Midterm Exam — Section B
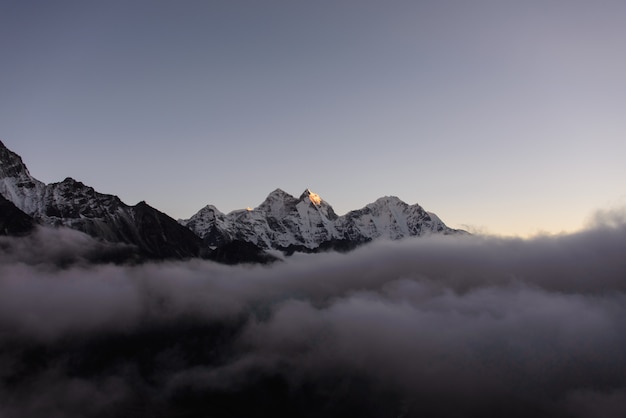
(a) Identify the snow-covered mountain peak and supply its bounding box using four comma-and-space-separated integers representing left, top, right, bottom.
182, 204, 224, 227
0, 140, 37, 180
371, 195, 405, 206
197, 204, 224, 215
56, 177, 88, 189
296, 188, 338, 221
178, 203, 229, 245
0, 141, 47, 215
256, 188, 299, 217
268, 188, 290, 196
299, 188, 323, 206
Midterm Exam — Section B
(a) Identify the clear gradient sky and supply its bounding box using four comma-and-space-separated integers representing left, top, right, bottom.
1, 0, 625, 236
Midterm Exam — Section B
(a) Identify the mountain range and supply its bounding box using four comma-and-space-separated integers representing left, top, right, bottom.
0, 140, 464, 262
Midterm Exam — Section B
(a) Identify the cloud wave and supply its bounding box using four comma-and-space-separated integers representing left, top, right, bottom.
1, 212, 625, 417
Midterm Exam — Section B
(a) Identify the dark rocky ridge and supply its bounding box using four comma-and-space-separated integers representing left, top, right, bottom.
0, 194, 35, 235
0, 141, 203, 260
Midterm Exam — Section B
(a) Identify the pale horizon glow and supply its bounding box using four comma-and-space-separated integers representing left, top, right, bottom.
1, 1, 625, 237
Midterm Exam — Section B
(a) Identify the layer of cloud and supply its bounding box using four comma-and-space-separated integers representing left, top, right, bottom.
0, 212, 625, 417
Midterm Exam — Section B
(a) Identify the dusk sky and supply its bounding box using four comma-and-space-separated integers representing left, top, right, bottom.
1, 0, 625, 236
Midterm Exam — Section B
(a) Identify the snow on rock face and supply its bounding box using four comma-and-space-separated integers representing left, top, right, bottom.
335, 196, 449, 241
183, 190, 463, 250
256, 188, 299, 218
179, 205, 230, 246
293, 189, 339, 245
0, 140, 47, 215
41, 178, 124, 222
0, 141, 202, 259
0, 142, 125, 227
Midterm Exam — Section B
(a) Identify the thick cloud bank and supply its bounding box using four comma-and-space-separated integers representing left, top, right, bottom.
1, 213, 626, 417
